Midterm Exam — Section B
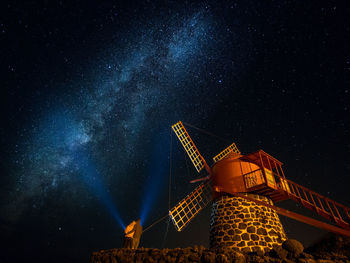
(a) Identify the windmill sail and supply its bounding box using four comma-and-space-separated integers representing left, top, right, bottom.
213, 142, 240, 163
169, 181, 212, 231
171, 121, 207, 173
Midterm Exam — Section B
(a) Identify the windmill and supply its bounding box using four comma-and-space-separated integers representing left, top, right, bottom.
169, 121, 350, 253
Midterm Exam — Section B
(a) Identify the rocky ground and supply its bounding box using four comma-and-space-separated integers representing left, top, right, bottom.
90, 234, 350, 262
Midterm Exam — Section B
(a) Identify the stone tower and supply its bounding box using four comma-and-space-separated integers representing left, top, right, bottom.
210, 193, 287, 253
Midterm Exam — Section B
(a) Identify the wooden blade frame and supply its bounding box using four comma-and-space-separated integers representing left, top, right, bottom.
172, 121, 206, 173
213, 142, 240, 163
169, 181, 212, 231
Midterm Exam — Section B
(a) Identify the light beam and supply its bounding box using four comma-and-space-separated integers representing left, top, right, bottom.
140, 132, 169, 226
73, 148, 125, 229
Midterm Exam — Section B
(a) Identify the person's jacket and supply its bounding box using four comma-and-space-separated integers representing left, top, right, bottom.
124, 221, 136, 238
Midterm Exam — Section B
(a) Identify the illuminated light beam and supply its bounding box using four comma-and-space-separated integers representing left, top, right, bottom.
73, 148, 125, 229
140, 132, 169, 226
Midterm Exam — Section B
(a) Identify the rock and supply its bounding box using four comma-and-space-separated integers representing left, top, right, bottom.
257, 228, 267, 235
247, 254, 266, 263
216, 253, 229, 263
253, 248, 265, 257
269, 245, 288, 259
242, 233, 249, 240
231, 252, 246, 263
282, 239, 304, 257
201, 252, 216, 263
305, 233, 350, 258
246, 226, 256, 233
251, 234, 259, 241
299, 252, 314, 259
297, 259, 316, 263
232, 235, 241, 241
90, 235, 350, 263
238, 223, 247, 229
188, 253, 200, 261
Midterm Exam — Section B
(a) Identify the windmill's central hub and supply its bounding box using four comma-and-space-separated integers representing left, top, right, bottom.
210, 194, 287, 253
212, 152, 261, 197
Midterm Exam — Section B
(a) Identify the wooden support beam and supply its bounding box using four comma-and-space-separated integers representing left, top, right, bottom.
232, 192, 350, 238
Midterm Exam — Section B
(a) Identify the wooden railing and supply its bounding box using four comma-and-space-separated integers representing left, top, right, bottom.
276, 176, 350, 230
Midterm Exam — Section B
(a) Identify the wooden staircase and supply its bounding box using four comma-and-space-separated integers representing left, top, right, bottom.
279, 178, 350, 230
242, 150, 350, 231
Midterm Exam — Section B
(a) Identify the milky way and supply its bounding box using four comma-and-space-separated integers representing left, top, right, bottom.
2, 2, 349, 262
5, 9, 226, 224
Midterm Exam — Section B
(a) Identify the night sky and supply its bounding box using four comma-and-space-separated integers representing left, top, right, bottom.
1, 1, 349, 262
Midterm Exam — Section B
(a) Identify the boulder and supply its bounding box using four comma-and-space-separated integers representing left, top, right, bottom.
269, 245, 288, 259
282, 239, 304, 257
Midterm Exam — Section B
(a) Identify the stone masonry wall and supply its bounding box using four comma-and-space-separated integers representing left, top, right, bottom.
210, 193, 287, 253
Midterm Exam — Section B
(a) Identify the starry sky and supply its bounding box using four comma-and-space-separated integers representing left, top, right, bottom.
1, 1, 349, 262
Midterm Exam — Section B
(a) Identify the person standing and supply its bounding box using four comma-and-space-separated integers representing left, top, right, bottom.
132, 219, 143, 249
123, 220, 136, 248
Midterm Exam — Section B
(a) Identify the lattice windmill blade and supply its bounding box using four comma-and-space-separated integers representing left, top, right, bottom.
171, 121, 208, 173
169, 180, 212, 231
212, 142, 240, 163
